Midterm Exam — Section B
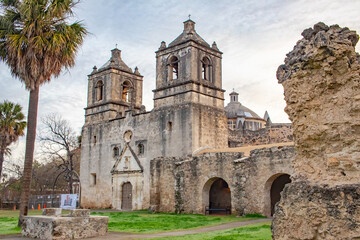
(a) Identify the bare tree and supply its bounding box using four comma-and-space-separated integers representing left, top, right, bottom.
39, 114, 80, 194
0, 159, 23, 208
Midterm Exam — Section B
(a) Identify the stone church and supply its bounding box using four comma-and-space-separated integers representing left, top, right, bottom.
80, 19, 293, 217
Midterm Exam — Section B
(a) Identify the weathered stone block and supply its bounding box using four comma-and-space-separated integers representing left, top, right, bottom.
68, 209, 90, 217
272, 182, 360, 240
42, 208, 62, 216
22, 212, 108, 239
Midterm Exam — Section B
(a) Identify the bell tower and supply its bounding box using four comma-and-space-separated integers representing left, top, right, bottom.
85, 48, 143, 123
154, 19, 225, 109
152, 19, 228, 156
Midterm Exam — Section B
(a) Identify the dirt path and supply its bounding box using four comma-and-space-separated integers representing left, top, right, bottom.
0, 218, 271, 240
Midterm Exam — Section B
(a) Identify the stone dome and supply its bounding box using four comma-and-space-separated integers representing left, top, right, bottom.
225, 91, 263, 120
225, 91, 266, 131
225, 101, 263, 120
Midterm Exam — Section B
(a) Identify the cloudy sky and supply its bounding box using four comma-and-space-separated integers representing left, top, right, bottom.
1, 0, 360, 163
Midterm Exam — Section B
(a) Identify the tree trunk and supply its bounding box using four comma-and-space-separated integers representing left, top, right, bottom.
0, 147, 5, 181
18, 86, 39, 226
69, 153, 73, 194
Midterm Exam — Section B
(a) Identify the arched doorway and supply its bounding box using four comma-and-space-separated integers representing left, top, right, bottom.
264, 174, 291, 217
203, 178, 231, 214
121, 182, 132, 210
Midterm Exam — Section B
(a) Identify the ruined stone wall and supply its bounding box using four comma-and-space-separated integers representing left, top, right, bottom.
228, 124, 293, 147
273, 23, 360, 239
276, 22, 360, 184
150, 146, 294, 216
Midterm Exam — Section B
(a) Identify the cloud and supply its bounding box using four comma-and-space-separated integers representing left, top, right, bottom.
1, 0, 360, 162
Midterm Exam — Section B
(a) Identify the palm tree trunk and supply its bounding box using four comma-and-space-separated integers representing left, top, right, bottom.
69, 153, 73, 194
0, 147, 5, 181
18, 86, 39, 226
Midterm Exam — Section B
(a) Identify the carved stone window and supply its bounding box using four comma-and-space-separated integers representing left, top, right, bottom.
167, 121, 173, 131
113, 147, 120, 157
168, 56, 179, 81
138, 143, 144, 155
123, 130, 133, 143
95, 80, 104, 101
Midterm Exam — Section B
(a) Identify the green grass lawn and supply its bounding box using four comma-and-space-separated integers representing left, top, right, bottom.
0, 209, 69, 235
0, 209, 268, 237
0, 210, 43, 235
154, 221, 272, 240
91, 211, 265, 233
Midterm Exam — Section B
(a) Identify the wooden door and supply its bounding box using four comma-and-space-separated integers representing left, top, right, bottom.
121, 182, 132, 210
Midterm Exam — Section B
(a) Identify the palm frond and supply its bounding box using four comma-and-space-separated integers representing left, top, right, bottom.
0, 0, 87, 90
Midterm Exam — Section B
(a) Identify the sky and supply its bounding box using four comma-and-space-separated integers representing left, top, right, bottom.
1, 0, 360, 165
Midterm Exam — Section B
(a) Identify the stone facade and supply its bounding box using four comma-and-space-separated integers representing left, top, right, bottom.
273, 23, 360, 239
80, 19, 294, 215
80, 19, 229, 210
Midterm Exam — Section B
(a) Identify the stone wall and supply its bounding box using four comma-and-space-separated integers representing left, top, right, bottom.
150, 146, 294, 216
229, 123, 293, 147
22, 209, 108, 240
273, 22, 360, 239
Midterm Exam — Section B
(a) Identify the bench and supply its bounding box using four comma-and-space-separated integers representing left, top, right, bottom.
205, 206, 231, 215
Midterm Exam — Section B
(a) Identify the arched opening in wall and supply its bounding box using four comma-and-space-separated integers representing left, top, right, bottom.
201, 57, 212, 81
168, 56, 179, 80
122, 81, 131, 102
121, 182, 132, 210
202, 177, 231, 215
264, 173, 291, 217
95, 80, 104, 101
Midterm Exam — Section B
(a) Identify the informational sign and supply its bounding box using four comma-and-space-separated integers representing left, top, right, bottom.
60, 194, 77, 209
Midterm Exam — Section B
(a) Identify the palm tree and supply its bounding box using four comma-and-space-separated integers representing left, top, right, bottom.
0, 101, 26, 181
0, 0, 87, 225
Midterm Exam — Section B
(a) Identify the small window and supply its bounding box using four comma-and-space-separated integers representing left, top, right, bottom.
90, 173, 97, 186
227, 120, 236, 130
95, 80, 104, 101
167, 121, 173, 131
122, 81, 131, 102
201, 57, 212, 81
93, 136, 97, 145
168, 56, 179, 81
138, 144, 144, 155
113, 147, 119, 157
